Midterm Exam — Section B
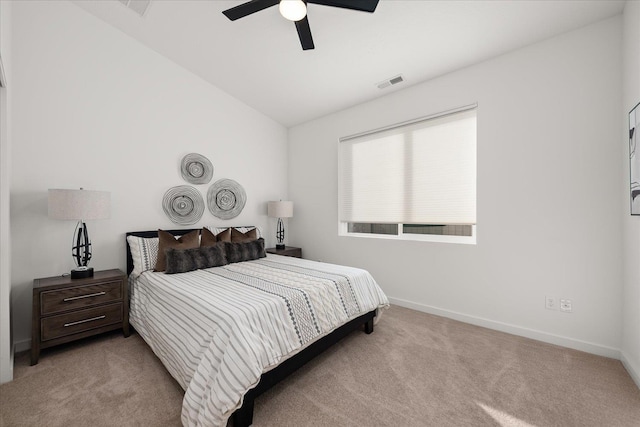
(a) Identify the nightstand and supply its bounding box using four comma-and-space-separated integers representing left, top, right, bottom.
266, 246, 302, 258
31, 269, 129, 365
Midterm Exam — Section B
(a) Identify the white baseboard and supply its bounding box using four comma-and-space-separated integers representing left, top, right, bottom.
621, 351, 640, 390
13, 339, 30, 354
388, 297, 621, 359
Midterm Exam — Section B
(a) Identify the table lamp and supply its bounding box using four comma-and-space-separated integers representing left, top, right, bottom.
48, 188, 110, 279
267, 201, 293, 250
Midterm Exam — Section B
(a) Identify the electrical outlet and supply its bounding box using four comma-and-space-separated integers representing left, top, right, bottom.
545, 296, 558, 310
560, 299, 572, 313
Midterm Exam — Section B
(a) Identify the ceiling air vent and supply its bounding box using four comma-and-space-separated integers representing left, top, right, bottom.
377, 75, 404, 90
117, 0, 152, 17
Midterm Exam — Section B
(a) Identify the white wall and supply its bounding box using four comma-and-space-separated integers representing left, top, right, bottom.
10, 0, 288, 350
0, 0, 13, 384
289, 17, 623, 357
621, 0, 640, 387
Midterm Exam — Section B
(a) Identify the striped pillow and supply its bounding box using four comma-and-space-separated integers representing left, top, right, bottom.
127, 235, 159, 278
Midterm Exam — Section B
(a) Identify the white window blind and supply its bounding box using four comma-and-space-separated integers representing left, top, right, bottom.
339, 107, 476, 225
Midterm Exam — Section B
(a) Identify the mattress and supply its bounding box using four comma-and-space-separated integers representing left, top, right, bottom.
128, 253, 389, 426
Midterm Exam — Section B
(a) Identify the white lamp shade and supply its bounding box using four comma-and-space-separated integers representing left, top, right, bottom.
48, 189, 111, 220
268, 201, 293, 218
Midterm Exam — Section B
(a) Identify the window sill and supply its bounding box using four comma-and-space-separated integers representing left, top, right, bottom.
338, 231, 476, 245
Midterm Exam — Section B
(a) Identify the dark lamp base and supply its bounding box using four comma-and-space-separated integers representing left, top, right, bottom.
71, 267, 94, 280
276, 244, 286, 250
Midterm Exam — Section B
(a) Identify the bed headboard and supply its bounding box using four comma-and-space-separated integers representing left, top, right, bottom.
125, 229, 199, 276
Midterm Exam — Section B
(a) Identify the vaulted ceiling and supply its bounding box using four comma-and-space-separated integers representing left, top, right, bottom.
72, 0, 625, 127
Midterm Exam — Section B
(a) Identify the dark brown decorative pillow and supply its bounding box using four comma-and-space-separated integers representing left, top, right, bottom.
164, 244, 228, 274
154, 229, 200, 272
201, 227, 218, 247
231, 227, 258, 242
215, 227, 232, 242
224, 238, 266, 264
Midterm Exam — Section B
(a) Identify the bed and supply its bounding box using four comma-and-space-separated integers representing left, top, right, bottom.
125, 228, 389, 427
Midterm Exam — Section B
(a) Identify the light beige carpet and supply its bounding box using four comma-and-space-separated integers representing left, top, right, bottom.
1, 305, 639, 426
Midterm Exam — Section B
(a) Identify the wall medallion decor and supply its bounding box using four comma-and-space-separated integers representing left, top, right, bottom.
162, 185, 205, 225
181, 153, 213, 185
207, 179, 246, 220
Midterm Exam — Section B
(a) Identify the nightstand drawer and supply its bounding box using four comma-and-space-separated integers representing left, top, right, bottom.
41, 281, 123, 315
41, 302, 123, 341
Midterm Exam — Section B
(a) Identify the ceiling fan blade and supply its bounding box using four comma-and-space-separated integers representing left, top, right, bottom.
307, 0, 379, 13
222, 0, 279, 21
295, 17, 315, 50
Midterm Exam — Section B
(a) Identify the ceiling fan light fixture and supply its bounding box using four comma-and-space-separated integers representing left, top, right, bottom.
279, 0, 307, 22
222, 0, 379, 51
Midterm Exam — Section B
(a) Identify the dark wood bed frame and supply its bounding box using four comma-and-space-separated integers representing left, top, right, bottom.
125, 229, 377, 427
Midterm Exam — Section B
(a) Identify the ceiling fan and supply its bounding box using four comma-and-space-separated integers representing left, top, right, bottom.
222, 0, 380, 50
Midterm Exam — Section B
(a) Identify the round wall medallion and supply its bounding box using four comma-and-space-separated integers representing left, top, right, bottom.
181, 153, 213, 185
207, 179, 246, 220
162, 185, 204, 225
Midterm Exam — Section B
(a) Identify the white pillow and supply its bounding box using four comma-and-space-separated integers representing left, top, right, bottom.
127, 235, 159, 278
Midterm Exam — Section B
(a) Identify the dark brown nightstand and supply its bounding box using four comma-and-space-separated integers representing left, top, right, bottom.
31, 269, 129, 365
266, 246, 302, 258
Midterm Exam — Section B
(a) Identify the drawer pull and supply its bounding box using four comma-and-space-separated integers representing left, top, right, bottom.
63, 315, 106, 327
63, 291, 106, 302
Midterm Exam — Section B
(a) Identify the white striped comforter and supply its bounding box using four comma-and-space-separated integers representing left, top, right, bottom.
129, 254, 389, 427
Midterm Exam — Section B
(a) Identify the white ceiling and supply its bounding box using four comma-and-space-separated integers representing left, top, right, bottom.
71, 0, 625, 127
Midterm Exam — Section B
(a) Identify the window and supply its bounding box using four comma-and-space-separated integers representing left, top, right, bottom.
338, 105, 477, 243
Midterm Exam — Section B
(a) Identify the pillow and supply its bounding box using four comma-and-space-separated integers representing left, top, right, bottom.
231, 227, 258, 242
155, 229, 200, 272
215, 227, 232, 242
205, 226, 261, 241
164, 244, 228, 274
234, 226, 260, 237
127, 235, 159, 278
225, 238, 266, 264
200, 227, 218, 247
